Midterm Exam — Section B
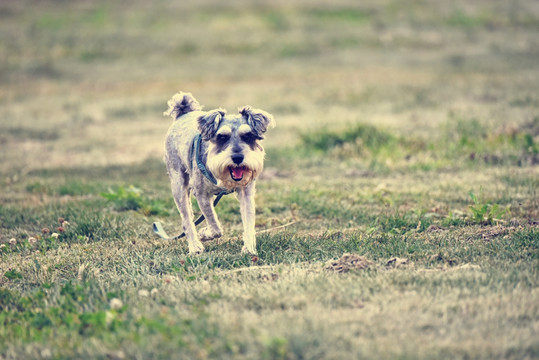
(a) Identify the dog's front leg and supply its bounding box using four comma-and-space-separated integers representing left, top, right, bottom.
238, 182, 257, 255
194, 188, 223, 242
169, 171, 204, 254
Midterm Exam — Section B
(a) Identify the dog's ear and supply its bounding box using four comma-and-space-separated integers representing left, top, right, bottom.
164, 92, 202, 120
198, 109, 226, 141
239, 106, 275, 137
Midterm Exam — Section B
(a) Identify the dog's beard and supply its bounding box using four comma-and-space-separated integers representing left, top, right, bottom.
207, 146, 265, 189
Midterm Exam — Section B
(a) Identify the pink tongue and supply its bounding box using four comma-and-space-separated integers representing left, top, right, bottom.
231, 167, 245, 179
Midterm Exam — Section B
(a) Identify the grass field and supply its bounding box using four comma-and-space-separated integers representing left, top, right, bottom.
1, 0, 538, 358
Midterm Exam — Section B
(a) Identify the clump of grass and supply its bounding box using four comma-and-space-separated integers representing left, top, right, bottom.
296, 116, 538, 171
2, 127, 60, 141
0, 213, 133, 255
101, 185, 143, 211
441, 114, 538, 166
25, 179, 101, 197
300, 124, 396, 157
447, 10, 485, 28
63, 211, 135, 243
1, 233, 63, 255
308, 8, 371, 24
443, 115, 487, 154
100, 185, 170, 216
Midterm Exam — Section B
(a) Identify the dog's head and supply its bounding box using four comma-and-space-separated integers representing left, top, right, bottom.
198, 106, 275, 189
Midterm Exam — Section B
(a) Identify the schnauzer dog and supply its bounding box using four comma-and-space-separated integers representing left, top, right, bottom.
161, 92, 275, 254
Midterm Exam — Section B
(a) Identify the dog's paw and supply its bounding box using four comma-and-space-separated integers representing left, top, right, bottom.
241, 245, 258, 255
199, 227, 222, 242
188, 241, 205, 255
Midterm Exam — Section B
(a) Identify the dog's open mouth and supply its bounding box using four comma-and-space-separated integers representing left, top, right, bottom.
229, 166, 246, 181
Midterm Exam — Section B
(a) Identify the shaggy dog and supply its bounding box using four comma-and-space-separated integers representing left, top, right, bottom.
159, 92, 275, 254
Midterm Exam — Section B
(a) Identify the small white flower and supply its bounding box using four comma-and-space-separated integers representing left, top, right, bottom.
9, 238, 16, 245
62, 221, 70, 227
0, 244, 6, 249
110, 298, 123, 310
28, 237, 37, 245
105, 310, 115, 325
150, 288, 158, 297
138, 289, 150, 297
41, 348, 52, 359
51, 233, 59, 239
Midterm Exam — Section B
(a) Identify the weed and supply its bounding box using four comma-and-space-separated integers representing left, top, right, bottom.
468, 190, 509, 225
3, 269, 22, 281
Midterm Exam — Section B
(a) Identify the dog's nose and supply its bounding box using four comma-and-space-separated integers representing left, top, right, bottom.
232, 154, 244, 164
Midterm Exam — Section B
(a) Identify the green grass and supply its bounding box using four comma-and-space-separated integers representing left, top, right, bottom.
1, 0, 538, 358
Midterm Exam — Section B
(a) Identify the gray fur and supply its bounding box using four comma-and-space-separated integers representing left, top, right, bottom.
162, 92, 275, 255
198, 108, 226, 141
163, 92, 202, 120
239, 106, 276, 137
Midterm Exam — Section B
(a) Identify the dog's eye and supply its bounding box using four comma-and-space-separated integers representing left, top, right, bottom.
215, 134, 230, 144
241, 132, 261, 144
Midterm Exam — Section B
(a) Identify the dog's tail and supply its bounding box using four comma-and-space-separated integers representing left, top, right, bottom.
163, 92, 203, 120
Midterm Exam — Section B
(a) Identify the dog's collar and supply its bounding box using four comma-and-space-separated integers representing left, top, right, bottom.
191, 133, 219, 185
190, 133, 249, 196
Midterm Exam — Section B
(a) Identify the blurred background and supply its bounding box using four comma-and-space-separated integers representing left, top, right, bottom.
1, 0, 538, 173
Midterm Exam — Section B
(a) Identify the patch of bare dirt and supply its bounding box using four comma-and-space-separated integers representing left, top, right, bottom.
326, 253, 373, 273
